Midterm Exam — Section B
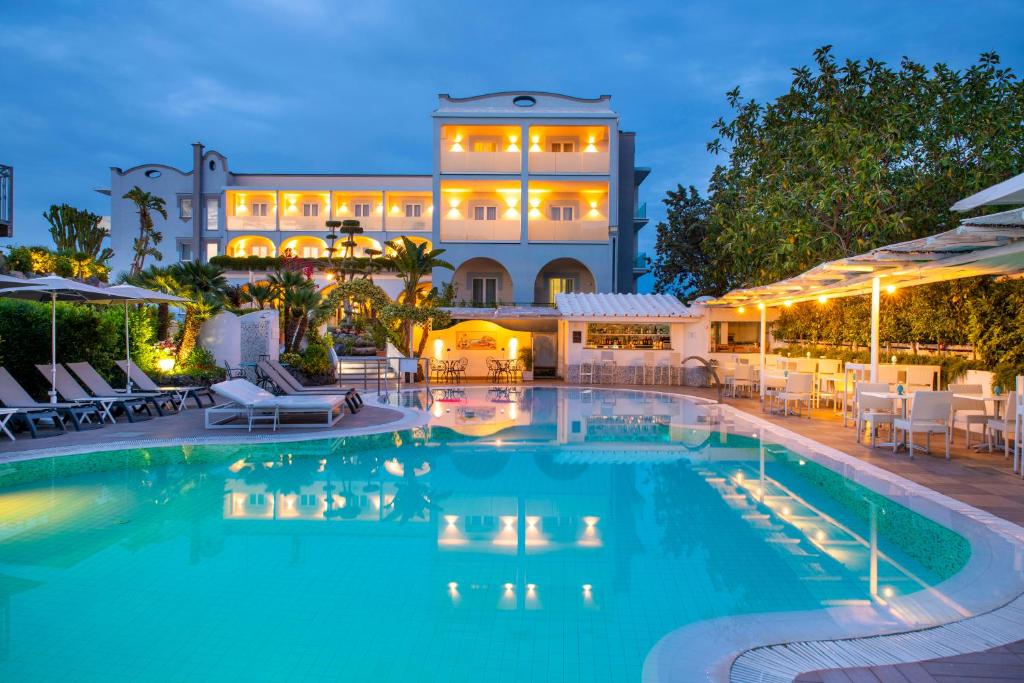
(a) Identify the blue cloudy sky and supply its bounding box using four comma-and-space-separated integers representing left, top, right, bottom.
2, 0, 1023, 289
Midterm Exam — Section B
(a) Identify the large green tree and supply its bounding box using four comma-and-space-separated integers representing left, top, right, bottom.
654, 48, 1024, 298
43, 204, 114, 265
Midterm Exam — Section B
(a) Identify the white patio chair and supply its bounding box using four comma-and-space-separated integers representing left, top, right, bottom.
949, 383, 988, 448
906, 366, 936, 392
578, 360, 594, 384
774, 372, 814, 418
893, 391, 952, 460
854, 382, 894, 447
733, 363, 756, 398
985, 390, 1017, 461
877, 365, 900, 387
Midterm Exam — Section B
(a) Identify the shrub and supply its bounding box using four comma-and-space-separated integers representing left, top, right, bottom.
169, 345, 226, 385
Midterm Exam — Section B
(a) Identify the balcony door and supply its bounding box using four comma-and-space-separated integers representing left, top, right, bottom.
471, 277, 498, 305
548, 277, 576, 304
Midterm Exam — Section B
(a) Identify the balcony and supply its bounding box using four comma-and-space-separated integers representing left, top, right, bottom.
385, 215, 431, 232
226, 215, 276, 231
440, 150, 520, 174
634, 252, 650, 273
529, 151, 609, 175
279, 215, 328, 231
528, 219, 608, 242
440, 219, 520, 242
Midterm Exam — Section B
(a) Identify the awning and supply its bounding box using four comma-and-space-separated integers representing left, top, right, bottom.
951, 171, 1024, 212
705, 215, 1024, 308
556, 292, 699, 319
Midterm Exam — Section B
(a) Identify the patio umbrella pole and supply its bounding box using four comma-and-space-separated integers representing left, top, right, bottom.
49, 291, 57, 403
124, 300, 133, 393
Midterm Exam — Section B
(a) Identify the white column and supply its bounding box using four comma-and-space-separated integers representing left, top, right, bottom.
759, 304, 767, 400
870, 276, 880, 382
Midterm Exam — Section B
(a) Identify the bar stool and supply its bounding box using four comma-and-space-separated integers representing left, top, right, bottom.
578, 361, 594, 384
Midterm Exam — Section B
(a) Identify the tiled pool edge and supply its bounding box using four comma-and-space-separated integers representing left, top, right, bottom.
0, 399, 430, 465
642, 394, 1024, 683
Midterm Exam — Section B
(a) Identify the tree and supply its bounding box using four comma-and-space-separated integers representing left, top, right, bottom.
651, 186, 722, 301
241, 282, 275, 310
657, 48, 1024, 294
124, 187, 167, 276
123, 264, 180, 341
165, 261, 230, 363
385, 236, 454, 353
43, 204, 114, 265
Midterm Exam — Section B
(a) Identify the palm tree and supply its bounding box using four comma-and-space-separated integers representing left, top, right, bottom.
387, 237, 454, 353
123, 187, 168, 276
123, 264, 180, 340
166, 261, 230, 363
241, 281, 275, 310
268, 269, 319, 353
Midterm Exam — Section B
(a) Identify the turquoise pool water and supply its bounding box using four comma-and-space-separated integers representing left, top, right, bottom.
0, 388, 969, 682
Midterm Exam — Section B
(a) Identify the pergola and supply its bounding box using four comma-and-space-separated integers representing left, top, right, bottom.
704, 207, 1024, 388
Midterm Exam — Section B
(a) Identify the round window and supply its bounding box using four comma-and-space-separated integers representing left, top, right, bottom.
512, 95, 537, 107
144, 169, 161, 178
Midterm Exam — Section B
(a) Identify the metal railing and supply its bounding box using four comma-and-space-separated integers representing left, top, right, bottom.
336, 356, 432, 397
634, 202, 647, 220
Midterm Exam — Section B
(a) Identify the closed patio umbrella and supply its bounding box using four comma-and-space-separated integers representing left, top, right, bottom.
0, 276, 132, 403
102, 284, 187, 392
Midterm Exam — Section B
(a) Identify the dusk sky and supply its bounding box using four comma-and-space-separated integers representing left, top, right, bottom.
2, 0, 1023, 289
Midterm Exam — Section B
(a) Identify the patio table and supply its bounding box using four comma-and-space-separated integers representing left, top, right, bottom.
0, 407, 17, 441
861, 391, 916, 450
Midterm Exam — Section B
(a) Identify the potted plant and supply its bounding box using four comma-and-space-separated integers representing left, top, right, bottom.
518, 347, 534, 381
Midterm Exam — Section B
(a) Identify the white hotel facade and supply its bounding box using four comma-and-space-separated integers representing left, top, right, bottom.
103, 92, 650, 305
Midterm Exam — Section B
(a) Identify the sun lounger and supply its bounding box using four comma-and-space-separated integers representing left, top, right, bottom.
36, 364, 155, 423
66, 362, 174, 415
115, 360, 214, 410
0, 367, 102, 432
206, 379, 346, 430
258, 360, 364, 413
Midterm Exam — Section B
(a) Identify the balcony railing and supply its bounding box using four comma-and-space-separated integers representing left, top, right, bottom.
527, 219, 608, 242
635, 202, 647, 220
227, 215, 276, 231
279, 215, 328, 231
440, 151, 520, 174
385, 215, 431, 232
528, 151, 609, 175
440, 219, 520, 242
634, 252, 650, 270
332, 215, 383, 231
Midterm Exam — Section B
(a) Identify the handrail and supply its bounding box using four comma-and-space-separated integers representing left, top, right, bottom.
681, 355, 724, 403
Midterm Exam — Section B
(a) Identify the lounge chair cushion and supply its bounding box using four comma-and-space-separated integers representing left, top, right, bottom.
211, 379, 345, 411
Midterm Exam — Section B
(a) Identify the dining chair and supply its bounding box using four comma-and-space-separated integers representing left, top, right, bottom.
985, 390, 1017, 460
855, 382, 894, 447
774, 372, 814, 417
893, 391, 953, 460
949, 383, 987, 447
457, 357, 469, 383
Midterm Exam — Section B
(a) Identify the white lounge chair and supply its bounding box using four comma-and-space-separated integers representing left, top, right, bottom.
206, 379, 346, 430
893, 391, 952, 460
258, 360, 364, 413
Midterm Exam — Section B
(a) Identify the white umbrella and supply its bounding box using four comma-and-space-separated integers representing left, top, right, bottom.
0, 274, 37, 288
103, 284, 187, 392
0, 276, 133, 403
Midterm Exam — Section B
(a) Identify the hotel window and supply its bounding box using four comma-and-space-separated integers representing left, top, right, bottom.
205, 197, 219, 227
471, 277, 498, 305
302, 202, 319, 217
248, 493, 266, 506
471, 138, 500, 152
251, 202, 269, 217
250, 244, 269, 258
550, 140, 576, 153
299, 494, 317, 508
354, 202, 372, 217
300, 246, 319, 258
404, 203, 422, 218
472, 205, 498, 221
179, 197, 192, 219
177, 241, 193, 262
205, 242, 219, 261
548, 277, 575, 303
550, 205, 575, 221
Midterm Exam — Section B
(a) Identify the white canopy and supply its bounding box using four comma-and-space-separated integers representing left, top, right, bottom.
951, 171, 1024, 212
556, 293, 698, 319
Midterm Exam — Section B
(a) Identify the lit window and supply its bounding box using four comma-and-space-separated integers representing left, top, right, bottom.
550, 205, 575, 221
550, 141, 576, 153
250, 245, 269, 258
205, 242, 219, 260
354, 202, 372, 217
302, 203, 319, 217
404, 203, 422, 218
248, 493, 266, 506
300, 246, 319, 258
472, 140, 499, 152
251, 202, 269, 217
179, 197, 192, 219
473, 206, 498, 221
548, 277, 575, 303
299, 494, 317, 507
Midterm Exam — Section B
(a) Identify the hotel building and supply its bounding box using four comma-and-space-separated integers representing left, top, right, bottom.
102, 92, 650, 304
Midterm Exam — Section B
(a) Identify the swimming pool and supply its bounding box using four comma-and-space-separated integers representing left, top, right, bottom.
0, 388, 1016, 681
